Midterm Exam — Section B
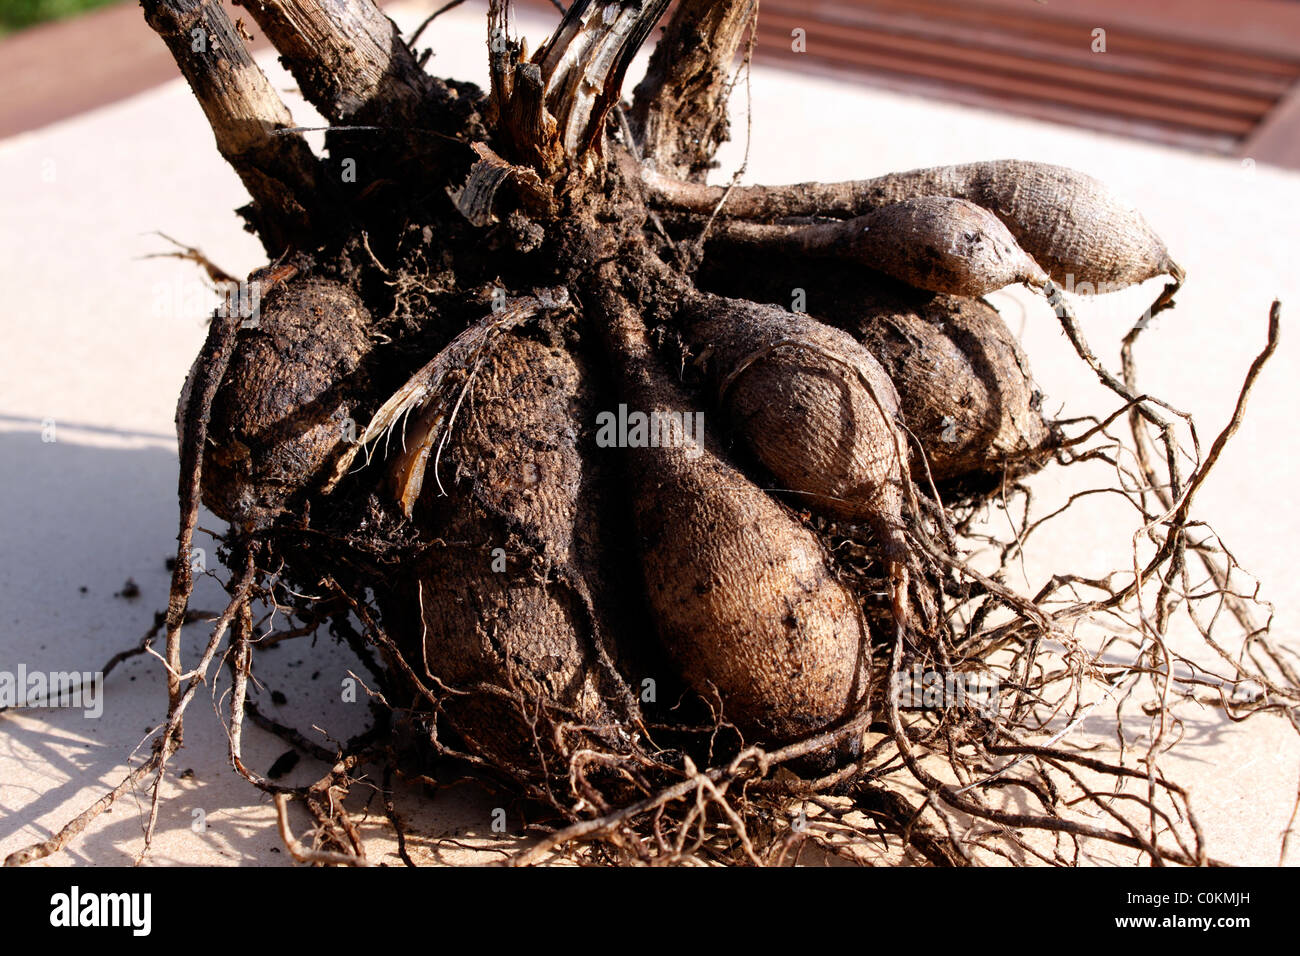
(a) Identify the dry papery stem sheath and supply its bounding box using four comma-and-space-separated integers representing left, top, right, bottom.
9, 0, 1294, 869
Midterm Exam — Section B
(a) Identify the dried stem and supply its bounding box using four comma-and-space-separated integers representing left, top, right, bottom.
140, 0, 325, 253
629, 0, 757, 180
239, 0, 431, 125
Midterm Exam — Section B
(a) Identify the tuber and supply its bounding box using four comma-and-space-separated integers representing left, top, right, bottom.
597, 290, 872, 744
705, 197, 1050, 297
378, 330, 637, 772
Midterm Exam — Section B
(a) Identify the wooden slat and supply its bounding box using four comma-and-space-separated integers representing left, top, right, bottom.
743, 0, 1300, 157
938, 0, 1300, 64
1244, 81, 1300, 166
759, 10, 1260, 137
762, 11, 1274, 119
839, 0, 1300, 73
784, 1, 1297, 98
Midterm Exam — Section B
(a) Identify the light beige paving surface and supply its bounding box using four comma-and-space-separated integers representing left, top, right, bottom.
1, 2, 1297, 866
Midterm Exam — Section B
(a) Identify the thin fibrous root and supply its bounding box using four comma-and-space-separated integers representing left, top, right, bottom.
274, 793, 369, 866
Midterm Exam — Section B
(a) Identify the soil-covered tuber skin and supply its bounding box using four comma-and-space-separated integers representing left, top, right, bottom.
830, 283, 1056, 490
689, 255, 1056, 493
856, 161, 1184, 291
378, 331, 646, 771
179, 274, 376, 531
706, 197, 1051, 298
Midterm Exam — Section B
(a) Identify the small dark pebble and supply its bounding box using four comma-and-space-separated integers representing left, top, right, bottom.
115, 578, 141, 600
311, 671, 320, 681
271, 690, 287, 706
267, 749, 300, 779
179, 768, 195, 780
165, 557, 177, 572
79, 586, 88, 594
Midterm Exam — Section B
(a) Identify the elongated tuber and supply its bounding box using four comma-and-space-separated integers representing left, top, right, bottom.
596, 289, 871, 744
705, 197, 1050, 297
677, 293, 909, 552
833, 285, 1056, 488
688, 258, 1055, 491
379, 331, 637, 772
644, 159, 1182, 291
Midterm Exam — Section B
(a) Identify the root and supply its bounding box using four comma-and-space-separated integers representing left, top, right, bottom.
141, 232, 238, 285
140, 550, 258, 861
166, 298, 246, 728
3, 761, 159, 867
509, 709, 875, 866
274, 792, 368, 866
10, 290, 255, 866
